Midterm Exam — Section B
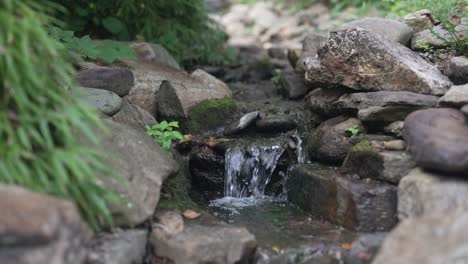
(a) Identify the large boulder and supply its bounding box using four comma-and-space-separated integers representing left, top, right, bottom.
305, 28, 451, 95
445, 56, 468, 85
75, 67, 134, 97
88, 120, 179, 226
111, 98, 157, 131
402, 108, 468, 174
398, 168, 468, 220
306, 116, 365, 164
86, 229, 147, 264
342, 17, 414, 45
373, 210, 468, 264
74, 87, 122, 117
158, 69, 233, 120
287, 164, 398, 232
438, 84, 468, 107
0, 185, 91, 264
151, 224, 257, 264
335, 91, 439, 123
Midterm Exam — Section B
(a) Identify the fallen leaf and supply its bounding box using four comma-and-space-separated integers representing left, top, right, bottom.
183, 209, 201, 219
341, 242, 352, 250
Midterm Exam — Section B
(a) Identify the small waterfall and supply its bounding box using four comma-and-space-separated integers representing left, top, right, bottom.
292, 134, 306, 164
224, 144, 285, 198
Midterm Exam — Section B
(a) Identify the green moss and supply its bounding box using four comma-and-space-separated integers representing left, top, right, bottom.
158, 170, 198, 211
183, 97, 237, 132
352, 140, 378, 153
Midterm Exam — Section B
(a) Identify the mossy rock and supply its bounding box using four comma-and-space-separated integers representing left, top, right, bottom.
182, 97, 237, 133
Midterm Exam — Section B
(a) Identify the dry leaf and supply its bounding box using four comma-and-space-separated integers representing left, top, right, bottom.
183, 209, 201, 219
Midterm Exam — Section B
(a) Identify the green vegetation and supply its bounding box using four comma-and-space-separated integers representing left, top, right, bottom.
345, 125, 361, 137
0, 0, 118, 230
352, 140, 377, 153
49, 0, 233, 66
146, 121, 184, 151
185, 98, 237, 132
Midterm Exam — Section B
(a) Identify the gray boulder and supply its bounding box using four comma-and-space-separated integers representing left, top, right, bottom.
76, 67, 134, 97
335, 91, 439, 123
86, 229, 147, 264
89, 120, 179, 226
0, 184, 91, 264
111, 98, 157, 131
438, 84, 468, 107
411, 25, 452, 50
402, 108, 468, 174
445, 56, 468, 85
398, 168, 468, 220
306, 116, 364, 164
151, 224, 257, 264
305, 28, 451, 95
75, 87, 122, 116
342, 17, 414, 45
373, 210, 468, 264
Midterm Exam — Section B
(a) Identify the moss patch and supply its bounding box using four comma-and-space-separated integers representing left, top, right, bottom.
183, 97, 237, 133
158, 170, 198, 211
352, 140, 378, 153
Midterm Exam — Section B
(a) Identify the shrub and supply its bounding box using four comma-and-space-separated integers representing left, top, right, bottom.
0, 0, 118, 230
49, 0, 232, 66
146, 121, 184, 151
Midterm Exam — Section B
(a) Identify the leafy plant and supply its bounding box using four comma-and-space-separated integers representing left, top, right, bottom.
146, 121, 184, 151
0, 0, 118, 230
48, 27, 135, 64
346, 125, 361, 137
271, 68, 283, 83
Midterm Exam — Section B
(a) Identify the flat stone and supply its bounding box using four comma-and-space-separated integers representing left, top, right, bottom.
287, 164, 398, 232
445, 56, 468, 85
279, 70, 311, 100
305, 87, 348, 117
342, 17, 414, 45
336, 91, 438, 123
151, 224, 257, 264
75, 87, 122, 116
342, 141, 416, 184
306, 116, 365, 164
398, 168, 468, 220
223, 111, 260, 136
0, 184, 91, 264
76, 67, 134, 97
111, 98, 157, 131
402, 108, 468, 174
306, 28, 451, 95
438, 84, 468, 107
86, 229, 147, 264
411, 25, 452, 50
373, 210, 468, 264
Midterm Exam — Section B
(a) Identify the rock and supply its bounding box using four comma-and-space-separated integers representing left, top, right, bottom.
151, 224, 257, 264
342, 140, 416, 184
342, 17, 414, 45
287, 164, 398, 232
182, 209, 201, 220
86, 229, 147, 264
0, 184, 91, 264
130, 42, 181, 70
87, 120, 179, 226
306, 116, 365, 164
183, 97, 237, 132
411, 25, 452, 50
438, 84, 468, 107
455, 19, 468, 39
279, 70, 311, 100
306, 28, 451, 95
189, 147, 225, 193
403, 9, 435, 31
336, 91, 439, 123
124, 60, 190, 116
402, 108, 468, 174
462, 104, 468, 117
305, 87, 348, 117
348, 134, 396, 146
74, 87, 122, 116
398, 168, 468, 220
344, 233, 386, 264
445, 56, 468, 85
373, 210, 468, 264
75, 67, 134, 97
224, 111, 260, 136
153, 210, 184, 239
255, 115, 297, 133
111, 98, 157, 130
295, 33, 328, 73
158, 70, 232, 120
249, 2, 278, 36
384, 121, 404, 137
287, 48, 300, 69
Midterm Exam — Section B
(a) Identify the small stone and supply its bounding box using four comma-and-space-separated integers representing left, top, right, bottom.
154, 210, 185, 239
224, 111, 260, 136
403, 9, 435, 31
76, 67, 134, 97
183, 209, 201, 219
384, 121, 404, 137
279, 70, 311, 100
445, 56, 468, 85
438, 84, 468, 107
383, 140, 406, 151
74, 87, 122, 116
305, 87, 349, 117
